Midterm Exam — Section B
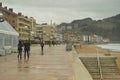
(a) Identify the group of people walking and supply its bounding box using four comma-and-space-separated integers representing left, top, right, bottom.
17, 39, 45, 61
17, 40, 30, 61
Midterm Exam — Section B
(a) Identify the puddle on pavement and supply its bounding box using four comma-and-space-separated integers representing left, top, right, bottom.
17, 60, 30, 72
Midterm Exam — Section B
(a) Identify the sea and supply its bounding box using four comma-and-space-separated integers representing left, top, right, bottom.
96, 43, 120, 52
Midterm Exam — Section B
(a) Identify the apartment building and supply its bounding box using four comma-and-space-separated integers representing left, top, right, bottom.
0, 2, 36, 41
36, 24, 55, 43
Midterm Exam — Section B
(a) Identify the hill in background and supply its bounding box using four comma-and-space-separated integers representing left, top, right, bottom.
57, 14, 120, 42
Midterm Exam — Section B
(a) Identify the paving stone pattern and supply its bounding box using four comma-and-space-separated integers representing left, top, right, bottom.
0, 45, 74, 80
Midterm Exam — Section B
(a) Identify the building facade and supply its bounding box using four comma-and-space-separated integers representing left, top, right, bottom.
36, 24, 55, 43
0, 2, 36, 41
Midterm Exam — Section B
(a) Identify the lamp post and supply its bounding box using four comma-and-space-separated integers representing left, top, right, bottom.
29, 29, 31, 43
43, 31, 46, 41
26, 26, 31, 43
25, 26, 31, 46
31, 31, 34, 40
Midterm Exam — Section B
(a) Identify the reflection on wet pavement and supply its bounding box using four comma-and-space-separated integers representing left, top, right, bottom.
0, 45, 73, 80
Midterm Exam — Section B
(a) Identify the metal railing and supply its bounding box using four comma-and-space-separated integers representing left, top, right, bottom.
96, 48, 103, 80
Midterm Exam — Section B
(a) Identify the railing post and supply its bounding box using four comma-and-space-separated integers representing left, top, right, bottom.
96, 48, 103, 80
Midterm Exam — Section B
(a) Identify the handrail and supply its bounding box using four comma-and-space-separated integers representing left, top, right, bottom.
96, 48, 103, 80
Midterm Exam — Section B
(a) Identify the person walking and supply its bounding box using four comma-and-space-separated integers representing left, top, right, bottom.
17, 40, 23, 60
40, 40, 44, 55
23, 40, 30, 61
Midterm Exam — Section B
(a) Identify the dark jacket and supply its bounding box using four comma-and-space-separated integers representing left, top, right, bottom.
24, 42, 30, 51
40, 41, 44, 47
18, 41, 23, 51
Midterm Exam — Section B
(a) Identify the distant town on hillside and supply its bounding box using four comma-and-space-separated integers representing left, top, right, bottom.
57, 14, 120, 42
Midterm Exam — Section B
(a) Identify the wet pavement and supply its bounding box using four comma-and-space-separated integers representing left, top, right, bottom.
0, 45, 74, 80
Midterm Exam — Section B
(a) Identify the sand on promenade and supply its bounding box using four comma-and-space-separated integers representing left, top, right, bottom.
76, 44, 120, 71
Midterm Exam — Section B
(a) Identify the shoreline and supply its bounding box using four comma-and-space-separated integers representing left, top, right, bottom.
96, 44, 120, 53
76, 44, 120, 71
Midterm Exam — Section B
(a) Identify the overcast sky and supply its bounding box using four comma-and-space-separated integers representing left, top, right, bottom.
0, 0, 120, 24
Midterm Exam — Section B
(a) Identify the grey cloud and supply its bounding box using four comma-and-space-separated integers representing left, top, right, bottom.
2, 0, 120, 11
0, 0, 120, 24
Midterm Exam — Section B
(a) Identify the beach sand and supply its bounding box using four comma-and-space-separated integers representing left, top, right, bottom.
76, 44, 120, 71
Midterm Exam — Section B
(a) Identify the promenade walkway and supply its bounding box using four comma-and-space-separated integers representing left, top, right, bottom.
0, 45, 74, 80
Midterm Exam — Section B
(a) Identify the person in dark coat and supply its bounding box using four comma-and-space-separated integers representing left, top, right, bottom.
40, 41, 44, 55
23, 40, 30, 60
17, 40, 23, 60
